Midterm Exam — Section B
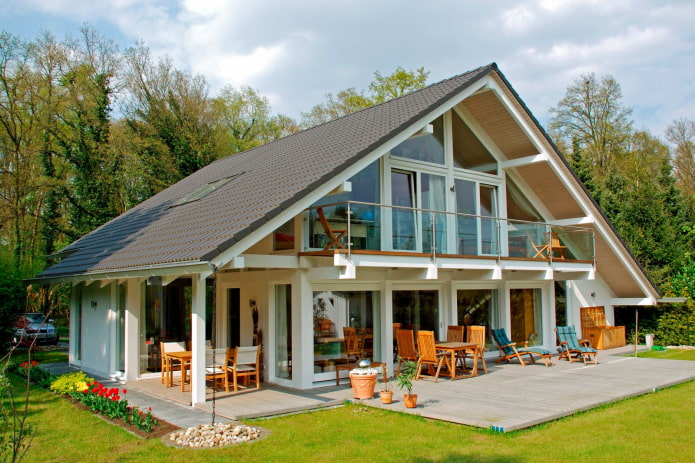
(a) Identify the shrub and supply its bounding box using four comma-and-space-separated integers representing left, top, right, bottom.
50, 371, 94, 395
655, 301, 695, 346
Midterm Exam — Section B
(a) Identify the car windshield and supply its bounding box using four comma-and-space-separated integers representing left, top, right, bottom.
25, 314, 45, 323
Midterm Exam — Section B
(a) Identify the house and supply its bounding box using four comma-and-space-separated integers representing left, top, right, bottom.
33, 63, 660, 405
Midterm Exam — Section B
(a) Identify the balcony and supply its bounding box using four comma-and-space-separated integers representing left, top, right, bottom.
302, 201, 594, 263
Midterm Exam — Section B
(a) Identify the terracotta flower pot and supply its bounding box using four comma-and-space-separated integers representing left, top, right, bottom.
349, 373, 377, 399
379, 390, 393, 404
403, 393, 418, 408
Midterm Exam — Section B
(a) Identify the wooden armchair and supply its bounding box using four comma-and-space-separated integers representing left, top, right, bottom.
227, 345, 261, 392
395, 329, 418, 376
463, 326, 488, 374
415, 330, 446, 382
343, 327, 363, 362
160, 341, 187, 385
205, 347, 230, 392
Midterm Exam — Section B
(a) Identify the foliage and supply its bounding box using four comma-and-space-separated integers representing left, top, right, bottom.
49, 371, 93, 395
9, 362, 55, 390
654, 301, 695, 346
395, 360, 417, 394
666, 118, 695, 200
301, 66, 429, 128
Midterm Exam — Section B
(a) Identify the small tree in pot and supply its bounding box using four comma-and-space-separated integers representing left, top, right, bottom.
396, 360, 418, 408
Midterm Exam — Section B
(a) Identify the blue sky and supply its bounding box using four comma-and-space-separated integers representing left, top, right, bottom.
1, 0, 694, 137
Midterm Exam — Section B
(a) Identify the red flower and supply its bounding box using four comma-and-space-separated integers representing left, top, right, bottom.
122, 389, 127, 394
147, 407, 152, 411
114, 395, 120, 401
82, 389, 88, 394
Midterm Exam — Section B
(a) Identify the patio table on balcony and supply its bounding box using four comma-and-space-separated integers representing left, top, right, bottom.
435, 342, 481, 380
165, 350, 192, 392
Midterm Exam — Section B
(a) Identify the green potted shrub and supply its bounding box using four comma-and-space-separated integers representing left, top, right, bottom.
396, 360, 418, 408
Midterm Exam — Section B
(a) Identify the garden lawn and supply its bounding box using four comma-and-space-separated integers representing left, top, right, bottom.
630, 348, 695, 361
16, 378, 695, 462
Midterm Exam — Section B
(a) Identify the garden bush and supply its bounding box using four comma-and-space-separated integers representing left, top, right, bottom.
655, 301, 695, 346
49, 371, 94, 395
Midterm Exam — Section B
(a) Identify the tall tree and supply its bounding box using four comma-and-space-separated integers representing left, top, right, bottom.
666, 118, 695, 201
211, 85, 297, 154
122, 43, 216, 188
301, 66, 430, 128
50, 26, 122, 239
548, 73, 633, 179
0, 32, 44, 272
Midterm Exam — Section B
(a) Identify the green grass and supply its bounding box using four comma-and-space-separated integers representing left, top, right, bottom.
13, 378, 695, 462
627, 348, 695, 361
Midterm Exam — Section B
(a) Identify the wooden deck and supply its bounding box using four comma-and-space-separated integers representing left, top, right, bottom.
120, 346, 695, 432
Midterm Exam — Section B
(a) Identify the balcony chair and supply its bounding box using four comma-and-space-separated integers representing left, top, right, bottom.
343, 327, 364, 362
490, 328, 554, 367
555, 326, 597, 365
317, 207, 347, 250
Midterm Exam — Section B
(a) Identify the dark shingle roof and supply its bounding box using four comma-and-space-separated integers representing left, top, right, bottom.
36, 64, 496, 280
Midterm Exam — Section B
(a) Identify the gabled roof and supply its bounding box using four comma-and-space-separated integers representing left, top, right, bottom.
36, 64, 496, 280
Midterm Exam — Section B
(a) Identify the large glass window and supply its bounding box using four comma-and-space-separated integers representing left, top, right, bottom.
140, 278, 214, 374
313, 291, 380, 381
391, 116, 445, 165
392, 290, 439, 338
554, 281, 567, 327
479, 185, 498, 255
309, 160, 380, 250
421, 173, 447, 254
275, 285, 292, 380
510, 288, 543, 345
457, 289, 497, 347
391, 170, 417, 251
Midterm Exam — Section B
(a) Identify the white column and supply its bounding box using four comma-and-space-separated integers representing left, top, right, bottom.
382, 281, 393, 375
293, 271, 314, 389
191, 273, 207, 405
124, 279, 142, 382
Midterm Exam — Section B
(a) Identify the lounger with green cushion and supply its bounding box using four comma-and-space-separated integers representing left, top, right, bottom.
555, 325, 598, 365
490, 328, 554, 367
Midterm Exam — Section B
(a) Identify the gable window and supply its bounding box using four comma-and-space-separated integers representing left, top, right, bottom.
452, 111, 497, 174
391, 116, 445, 165
274, 220, 295, 251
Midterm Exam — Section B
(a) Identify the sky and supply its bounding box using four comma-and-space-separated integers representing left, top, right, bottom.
1, 0, 694, 137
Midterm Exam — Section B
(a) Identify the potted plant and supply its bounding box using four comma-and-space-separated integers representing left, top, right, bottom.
379, 380, 393, 404
349, 359, 378, 400
396, 360, 418, 408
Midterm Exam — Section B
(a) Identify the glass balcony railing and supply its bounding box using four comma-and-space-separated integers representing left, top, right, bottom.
305, 201, 594, 262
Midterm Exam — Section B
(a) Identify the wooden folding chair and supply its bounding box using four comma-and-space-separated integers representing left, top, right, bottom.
415, 330, 446, 382
205, 347, 230, 392
343, 327, 363, 362
317, 207, 347, 250
227, 345, 261, 392
463, 326, 488, 374
395, 329, 418, 376
546, 232, 567, 260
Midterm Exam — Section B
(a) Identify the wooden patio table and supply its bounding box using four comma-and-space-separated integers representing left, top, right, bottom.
435, 342, 480, 380
165, 350, 192, 392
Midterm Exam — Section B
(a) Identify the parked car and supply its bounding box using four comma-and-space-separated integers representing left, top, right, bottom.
12, 313, 59, 345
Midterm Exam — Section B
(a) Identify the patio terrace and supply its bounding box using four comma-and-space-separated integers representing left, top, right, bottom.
118, 346, 695, 432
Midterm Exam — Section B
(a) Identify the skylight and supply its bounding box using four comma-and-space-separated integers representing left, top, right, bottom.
173, 173, 244, 207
